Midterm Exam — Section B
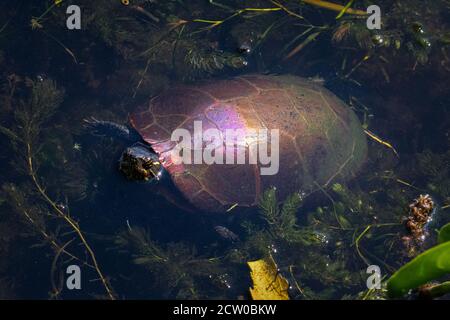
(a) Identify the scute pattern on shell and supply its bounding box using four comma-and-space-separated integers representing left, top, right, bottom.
130, 75, 367, 213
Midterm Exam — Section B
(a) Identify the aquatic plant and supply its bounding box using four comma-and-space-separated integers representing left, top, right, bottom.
387, 222, 450, 299
0, 78, 115, 299
258, 187, 317, 244
77, 0, 249, 84
417, 150, 450, 199
329, 0, 450, 88
181, 43, 247, 80
0, 0, 448, 301
115, 227, 222, 298
240, 186, 368, 299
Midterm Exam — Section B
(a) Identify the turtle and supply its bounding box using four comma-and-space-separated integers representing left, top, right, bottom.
86, 74, 367, 213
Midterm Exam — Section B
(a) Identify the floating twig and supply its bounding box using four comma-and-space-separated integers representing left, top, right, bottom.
364, 129, 399, 158
302, 0, 367, 16
353, 223, 400, 266
40, 29, 78, 64
26, 142, 115, 299
192, 7, 282, 30
284, 30, 322, 60
226, 203, 239, 212
271, 0, 306, 20
130, 5, 160, 23
345, 54, 370, 78
335, 0, 355, 19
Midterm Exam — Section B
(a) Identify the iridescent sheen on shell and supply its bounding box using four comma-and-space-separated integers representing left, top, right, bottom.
130, 75, 367, 213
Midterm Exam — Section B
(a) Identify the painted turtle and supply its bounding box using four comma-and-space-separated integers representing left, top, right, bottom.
87, 75, 367, 213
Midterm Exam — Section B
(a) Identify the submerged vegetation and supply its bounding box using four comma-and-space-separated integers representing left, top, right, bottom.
0, 78, 115, 299
387, 222, 450, 299
114, 227, 223, 299
0, 0, 448, 299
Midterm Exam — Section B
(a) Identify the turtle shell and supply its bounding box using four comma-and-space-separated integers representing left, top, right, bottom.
130, 75, 367, 213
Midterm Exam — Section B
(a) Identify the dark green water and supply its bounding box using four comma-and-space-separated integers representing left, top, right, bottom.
0, 0, 449, 300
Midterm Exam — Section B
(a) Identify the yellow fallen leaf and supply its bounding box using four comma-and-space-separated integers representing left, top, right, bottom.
247, 254, 289, 300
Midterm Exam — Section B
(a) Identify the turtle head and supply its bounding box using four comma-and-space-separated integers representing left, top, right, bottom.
119, 143, 163, 182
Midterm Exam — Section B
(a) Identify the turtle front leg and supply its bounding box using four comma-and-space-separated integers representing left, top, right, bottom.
83, 117, 137, 142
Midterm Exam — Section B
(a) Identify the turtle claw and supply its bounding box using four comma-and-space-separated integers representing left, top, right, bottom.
83, 117, 134, 141
83, 116, 105, 128
83, 117, 108, 137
